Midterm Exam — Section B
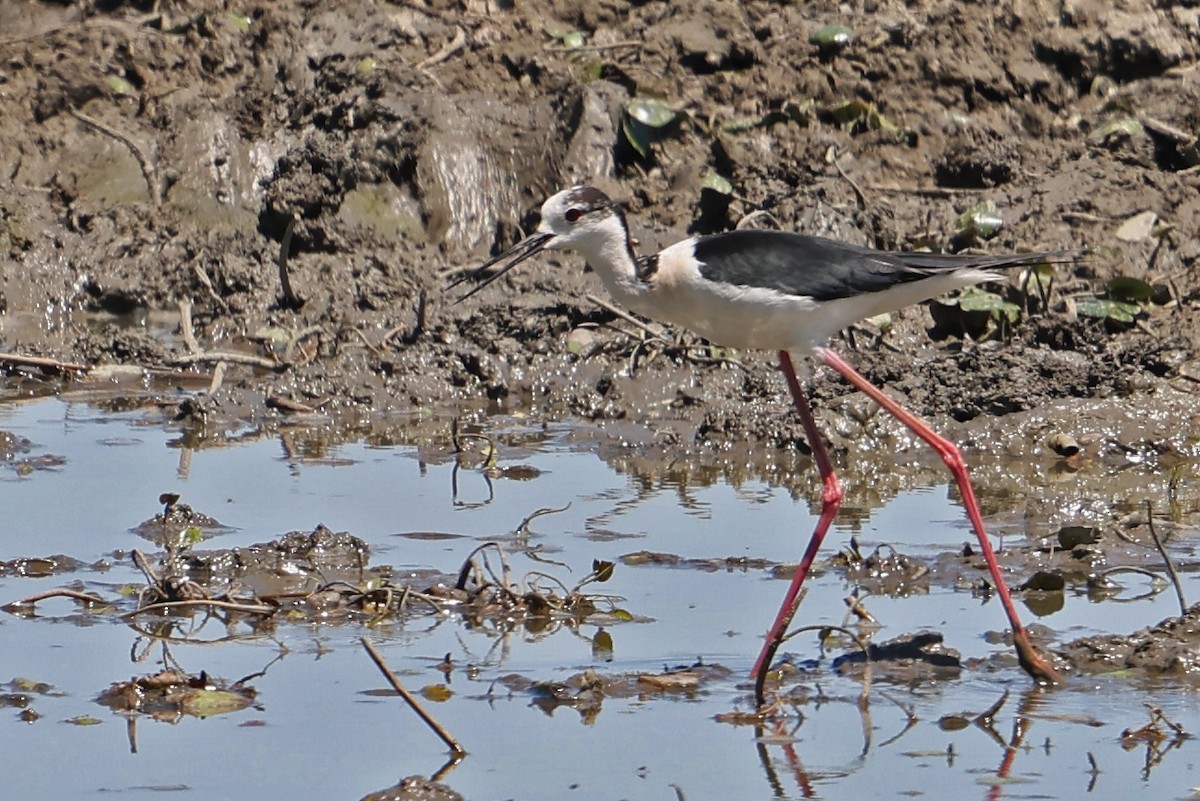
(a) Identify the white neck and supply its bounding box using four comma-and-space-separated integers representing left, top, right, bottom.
570, 214, 646, 309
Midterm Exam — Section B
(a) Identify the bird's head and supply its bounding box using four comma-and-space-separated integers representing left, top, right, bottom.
534, 186, 623, 251
448, 186, 632, 302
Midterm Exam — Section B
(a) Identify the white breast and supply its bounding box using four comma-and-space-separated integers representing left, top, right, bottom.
629, 239, 995, 352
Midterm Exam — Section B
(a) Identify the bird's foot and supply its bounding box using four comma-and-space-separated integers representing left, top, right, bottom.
1014, 629, 1063, 685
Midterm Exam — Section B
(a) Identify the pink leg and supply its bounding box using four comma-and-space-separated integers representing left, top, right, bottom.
815, 347, 1060, 683
751, 351, 844, 689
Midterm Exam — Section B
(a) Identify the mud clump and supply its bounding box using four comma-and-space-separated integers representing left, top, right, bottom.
1060, 603, 1200, 676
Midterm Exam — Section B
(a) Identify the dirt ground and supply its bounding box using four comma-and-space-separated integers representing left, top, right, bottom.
1, 0, 1199, 465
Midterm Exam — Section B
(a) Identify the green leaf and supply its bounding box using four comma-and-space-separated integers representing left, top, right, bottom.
626, 97, 676, 128
809, 24, 853, 50
1107, 276, 1153, 303
592, 630, 614, 661
957, 288, 1020, 322
622, 117, 652, 159
592, 559, 615, 582
701, 173, 733, 195
720, 116, 765, 133
956, 201, 1004, 239
830, 99, 898, 133
106, 76, 134, 96
1076, 297, 1139, 322
562, 30, 586, 49
180, 688, 254, 717
581, 59, 605, 82
783, 99, 816, 123
1088, 117, 1143, 143
420, 684, 453, 702
1019, 262, 1055, 293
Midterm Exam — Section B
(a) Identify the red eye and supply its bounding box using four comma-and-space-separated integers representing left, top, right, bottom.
565, 208, 582, 223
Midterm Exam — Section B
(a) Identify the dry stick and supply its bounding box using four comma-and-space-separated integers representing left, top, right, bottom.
277, 214, 304, 310
415, 25, 466, 69
832, 151, 868, 211
265, 394, 317, 414
544, 40, 642, 53
585, 293, 665, 339
0, 352, 90, 373
863, 184, 983, 197
123, 598, 276, 618
282, 325, 323, 366
192, 263, 227, 310
207, 360, 227, 395
516, 503, 572, 536
384, 288, 428, 346
3, 588, 110, 609
178, 300, 202, 355
69, 107, 160, 206
361, 637, 466, 756
1145, 500, 1188, 615
131, 548, 162, 585
785, 623, 873, 709
166, 351, 282, 370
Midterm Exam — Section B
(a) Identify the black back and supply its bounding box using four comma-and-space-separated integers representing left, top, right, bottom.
693, 230, 1036, 302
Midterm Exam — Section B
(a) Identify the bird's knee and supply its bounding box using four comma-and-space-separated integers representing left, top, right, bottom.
935, 439, 969, 475
821, 473, 843, 505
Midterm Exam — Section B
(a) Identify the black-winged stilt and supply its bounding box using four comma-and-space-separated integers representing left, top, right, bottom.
451, 185, 1065, 689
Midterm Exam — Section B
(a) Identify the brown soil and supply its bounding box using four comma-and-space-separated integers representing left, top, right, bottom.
2, 2, 1199, 499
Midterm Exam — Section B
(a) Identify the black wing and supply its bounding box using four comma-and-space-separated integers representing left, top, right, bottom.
693, 229, 1060, 302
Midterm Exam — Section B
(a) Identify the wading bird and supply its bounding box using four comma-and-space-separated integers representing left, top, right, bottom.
450, 185, 1065, 693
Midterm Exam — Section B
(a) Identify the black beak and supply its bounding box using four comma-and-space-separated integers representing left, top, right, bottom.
446, 232, 555, 304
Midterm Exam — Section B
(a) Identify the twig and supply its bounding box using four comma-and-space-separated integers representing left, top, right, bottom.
1145, 500, 1187, 615
975, 689, 1010, 727
177, 300, 202, 355
415, 26, 466, 69
832, 151, 868, 211
123, 598, 277, 618
585, 293, 665, 339
384, 288, 428, 346
165, 351, 282, 370
545, 40, 642, 53
69, 107, 160, 206
455, 542, 513, 594
1138, 115, 1194, 143
0, 12, 160, 47
265, 395, 317, 414
282, 325, 323, 366
192, 263, 227, 310
785, 623, 873, 708
3, 588, 110, 611
207, 360, 227, 395
864, 184, 982, 197
516, 503, 571, 536
736, 209, 783, 230
361, 637, 466, 756
0, 352, 89, 374
131, 549, 159, 585
277, 214, 304, 310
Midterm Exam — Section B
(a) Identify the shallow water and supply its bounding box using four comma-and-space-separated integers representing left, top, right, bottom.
0, 397, 1196, 800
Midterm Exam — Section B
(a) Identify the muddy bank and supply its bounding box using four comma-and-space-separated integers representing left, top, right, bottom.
0, 0, 1198, 478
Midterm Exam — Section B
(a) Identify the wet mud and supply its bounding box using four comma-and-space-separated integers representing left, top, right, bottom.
3, 0, 1200, 692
